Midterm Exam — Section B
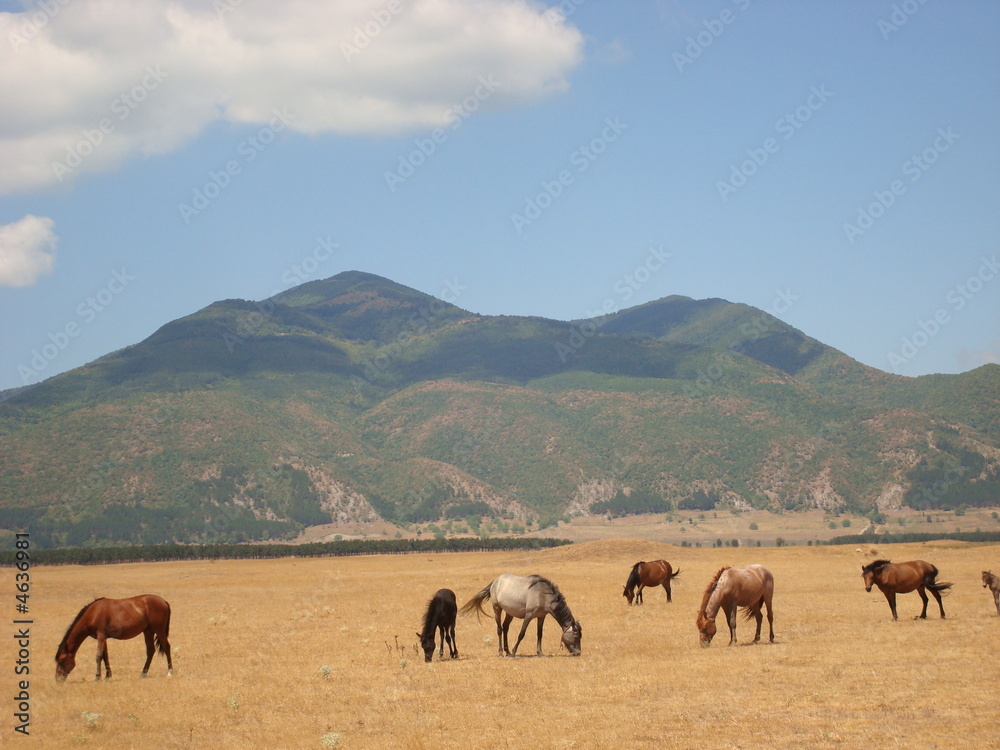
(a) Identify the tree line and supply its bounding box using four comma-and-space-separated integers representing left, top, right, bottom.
0, 536, 572, 567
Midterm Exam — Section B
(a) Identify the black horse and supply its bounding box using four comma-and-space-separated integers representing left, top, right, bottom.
417, 589, 458, 662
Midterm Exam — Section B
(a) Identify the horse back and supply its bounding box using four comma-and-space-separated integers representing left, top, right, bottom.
731, 564, 773, 606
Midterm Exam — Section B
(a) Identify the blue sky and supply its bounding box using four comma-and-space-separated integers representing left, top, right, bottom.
1, 0, 998, 393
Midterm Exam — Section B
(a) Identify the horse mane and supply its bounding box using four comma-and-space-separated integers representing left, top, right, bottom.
862, 559, 892, 574
698, 567, 730, 617
625, 562, 643, 590
419, 593, 441, 639
55, 598, 104, 658
529, 575, 575, 627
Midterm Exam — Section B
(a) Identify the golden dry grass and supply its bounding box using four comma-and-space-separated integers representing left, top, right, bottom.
21, 540, 1000, 749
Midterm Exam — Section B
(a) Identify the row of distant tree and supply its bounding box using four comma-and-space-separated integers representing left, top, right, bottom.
0, 536, 572, 566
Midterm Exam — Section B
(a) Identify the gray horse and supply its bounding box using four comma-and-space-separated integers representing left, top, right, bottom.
461, 574, 582, 657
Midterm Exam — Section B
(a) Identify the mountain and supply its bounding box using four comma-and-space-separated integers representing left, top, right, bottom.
1, 271, 998, 547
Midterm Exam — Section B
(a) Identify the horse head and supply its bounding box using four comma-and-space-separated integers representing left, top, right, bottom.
54, 645, 75, 681
861, 559, 890, 592
622, 586, 634, 605
984, 571, 993, 588
561, 621, 582, 656
696, 613, 717, 647
416, 632, 436, 663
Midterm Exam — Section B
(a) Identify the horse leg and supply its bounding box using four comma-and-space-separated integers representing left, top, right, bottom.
510, 615, 534, 657
95, 633, 108, 680
494, 610, 508, 656
765, 596, 775, 643
916, 586, 929, 619
881, 588, 898, 620
726, 603, 738, 645
141, 630, 155, 676
929, 587, 946, 619
752, 603, 763, 643
663, 581, 672, 603
447, 622, 458, 659
636, 585, 644, 605
994, 590, 1000, 616
535, 614, 547, 656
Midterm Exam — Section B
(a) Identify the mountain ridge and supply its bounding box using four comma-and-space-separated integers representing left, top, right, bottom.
1, 271, 997, 548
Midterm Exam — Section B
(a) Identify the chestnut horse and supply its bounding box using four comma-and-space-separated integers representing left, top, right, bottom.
983, 571, 1000, 615
861, 559, 951, 620
416, 588, 458, 662
696, 564, 774, 647
55, 595, 172, 681
622, 560, 680, 604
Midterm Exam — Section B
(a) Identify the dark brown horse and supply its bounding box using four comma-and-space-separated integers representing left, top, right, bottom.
861, 559, 951, 620
696, 564, 774, 647
622, 560, 680, 604
55, 595, 173, 681
416, 588, 458, 662
983, 571, 1000, 616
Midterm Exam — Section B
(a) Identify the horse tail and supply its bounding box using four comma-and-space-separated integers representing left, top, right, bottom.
926, 565, 953, 594
155, 601, 171, 655
459, 583, 492, 619
740, 597, 764, 621
670, 567, 681, 580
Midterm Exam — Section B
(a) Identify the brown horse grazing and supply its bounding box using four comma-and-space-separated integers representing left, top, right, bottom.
416, 588, 458, 663
861, 559, 951, 621
622, 560, 680, 605
696, 565, 774, 647
55, 595, 173, 681
983, 571, 1000, 615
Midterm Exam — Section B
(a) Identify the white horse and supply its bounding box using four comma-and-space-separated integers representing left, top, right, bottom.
461, 574, 582, 657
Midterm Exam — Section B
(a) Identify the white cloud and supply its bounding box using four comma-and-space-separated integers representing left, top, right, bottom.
0, 215, 57, 287
0, 0, 584, 194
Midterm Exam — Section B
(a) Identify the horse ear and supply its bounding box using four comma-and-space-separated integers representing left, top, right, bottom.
415, 632, 420, 639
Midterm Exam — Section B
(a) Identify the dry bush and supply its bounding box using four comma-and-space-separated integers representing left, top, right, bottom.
26, 541, 1000, 748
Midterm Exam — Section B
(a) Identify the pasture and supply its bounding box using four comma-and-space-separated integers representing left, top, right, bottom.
23, 540, 1000, 749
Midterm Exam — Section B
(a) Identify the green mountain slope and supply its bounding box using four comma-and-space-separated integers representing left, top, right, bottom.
1, 271, 997, 547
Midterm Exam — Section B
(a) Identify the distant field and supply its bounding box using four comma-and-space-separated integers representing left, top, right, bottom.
20, 540, 1000, 749
529, 507, 1000, 546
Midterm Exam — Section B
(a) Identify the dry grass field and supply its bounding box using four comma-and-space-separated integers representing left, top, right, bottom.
17, 540, 1000, 749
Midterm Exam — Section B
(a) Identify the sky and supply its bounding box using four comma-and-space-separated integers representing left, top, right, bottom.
1, 0, 998, 394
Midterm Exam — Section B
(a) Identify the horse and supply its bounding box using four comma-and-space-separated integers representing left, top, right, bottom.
460, 574, 582, 657
861, 559, 951, 620
416, 588, 458, 662
982, 571, 1000, 615
622, 560, 680, 605
55, 595, 173, 681
696, 565, 774, 647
